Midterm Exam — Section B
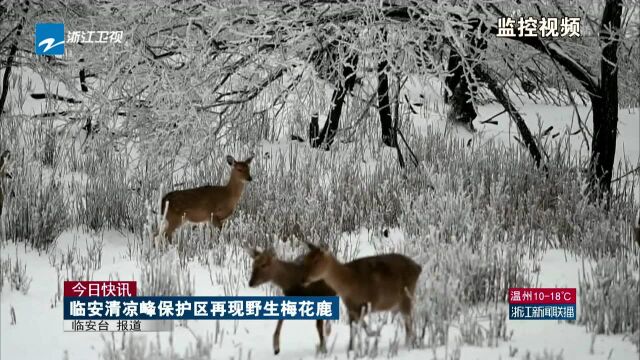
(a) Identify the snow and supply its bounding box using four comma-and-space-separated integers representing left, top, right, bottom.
403, 77, 639, 172
2, 64, 639, 359
545, 42, 600, 92
2, 232, 638, 360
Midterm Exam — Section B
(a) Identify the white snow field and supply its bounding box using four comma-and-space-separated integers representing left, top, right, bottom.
1, 61, 638, 360
1, 231, 638, 360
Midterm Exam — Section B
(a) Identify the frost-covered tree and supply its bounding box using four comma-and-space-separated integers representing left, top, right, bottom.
444, 0, 636, 199
2, 0, 636, 196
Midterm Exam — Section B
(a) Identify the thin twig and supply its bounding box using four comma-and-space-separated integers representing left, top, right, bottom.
481, 109, 507, 124
611, 165, 640, 183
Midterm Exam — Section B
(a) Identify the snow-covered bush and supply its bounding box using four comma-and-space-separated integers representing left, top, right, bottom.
0, 254, 32, 295
579, 257, 639, 336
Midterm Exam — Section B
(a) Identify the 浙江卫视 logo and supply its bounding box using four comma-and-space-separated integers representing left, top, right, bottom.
35, 23, 65, 55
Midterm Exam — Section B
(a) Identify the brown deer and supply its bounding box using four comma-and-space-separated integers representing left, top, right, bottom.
300, 242, 422, 352
247, 247, 335, 355
0, 150, 12, 217
157, 155, 253, 245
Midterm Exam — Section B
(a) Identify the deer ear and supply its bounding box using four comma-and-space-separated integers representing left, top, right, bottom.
243, 242, 260, 258
303, 240, 319, 251
250, 248, 261, 259
245, 154, 254, 164
226, 155, 235, 166
319, 242, 331, 254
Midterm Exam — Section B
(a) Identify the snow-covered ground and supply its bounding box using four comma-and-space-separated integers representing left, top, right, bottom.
2, 231, 638, 360
401, 76, 639, 174
1, 67, 638, 360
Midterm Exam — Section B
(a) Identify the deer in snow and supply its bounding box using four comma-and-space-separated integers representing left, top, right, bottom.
157, 154, 253, 245
300, 241, 422, 352
247, 246, 335, 355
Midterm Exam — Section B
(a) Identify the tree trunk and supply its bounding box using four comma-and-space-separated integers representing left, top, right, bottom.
444, 51, 463, 104
475, 66, 543, 167
79, 59, 95, 137
0, 20, 24, 119
377, 60, 396, 147
376, 27, 403, 166
588, 0, 622, 198
314, 52, 358, 150
0, 150, 9, 217
392, 74, 406, 168
444, 50, 478, 129
447, 76, 478, 131
308, 113, 320, 147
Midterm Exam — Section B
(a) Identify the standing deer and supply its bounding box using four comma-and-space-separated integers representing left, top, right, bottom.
300, 242, 422, 352
247, 247, 335, 355
157, 154, 253, 245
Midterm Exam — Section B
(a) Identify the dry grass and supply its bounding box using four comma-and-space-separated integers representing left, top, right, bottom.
1, 105, 638, 358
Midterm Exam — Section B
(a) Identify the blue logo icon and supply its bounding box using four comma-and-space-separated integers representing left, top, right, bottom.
35, 23, 65, 55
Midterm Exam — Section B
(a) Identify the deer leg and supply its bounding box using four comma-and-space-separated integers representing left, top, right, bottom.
402, 313, 414, 347
207, 222, 215, 241
153, 227, 163, 249
164, 221, 179, 245
400, 297, 415, 348
160, 214, 181, 246
210, 226, 216, 244
151, 230, 159, 248
206, 211, 222, 229
348, 320, 355, 352
356, 306, 377, 336
273, 319, 284, 355
325, 319, 332, 336
210, 216, 224, 242
210, 214, 223, 228
361, 319, 379, 336
316, 319, 327, 353
348, 312, 360, 352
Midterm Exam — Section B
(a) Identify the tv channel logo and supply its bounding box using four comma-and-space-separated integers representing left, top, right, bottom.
35, 23, 65, 55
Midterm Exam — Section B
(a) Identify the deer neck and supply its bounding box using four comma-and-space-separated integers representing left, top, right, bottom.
271, 260, 303, 291
226, 174, 246, 198
322, 256, 356, 297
